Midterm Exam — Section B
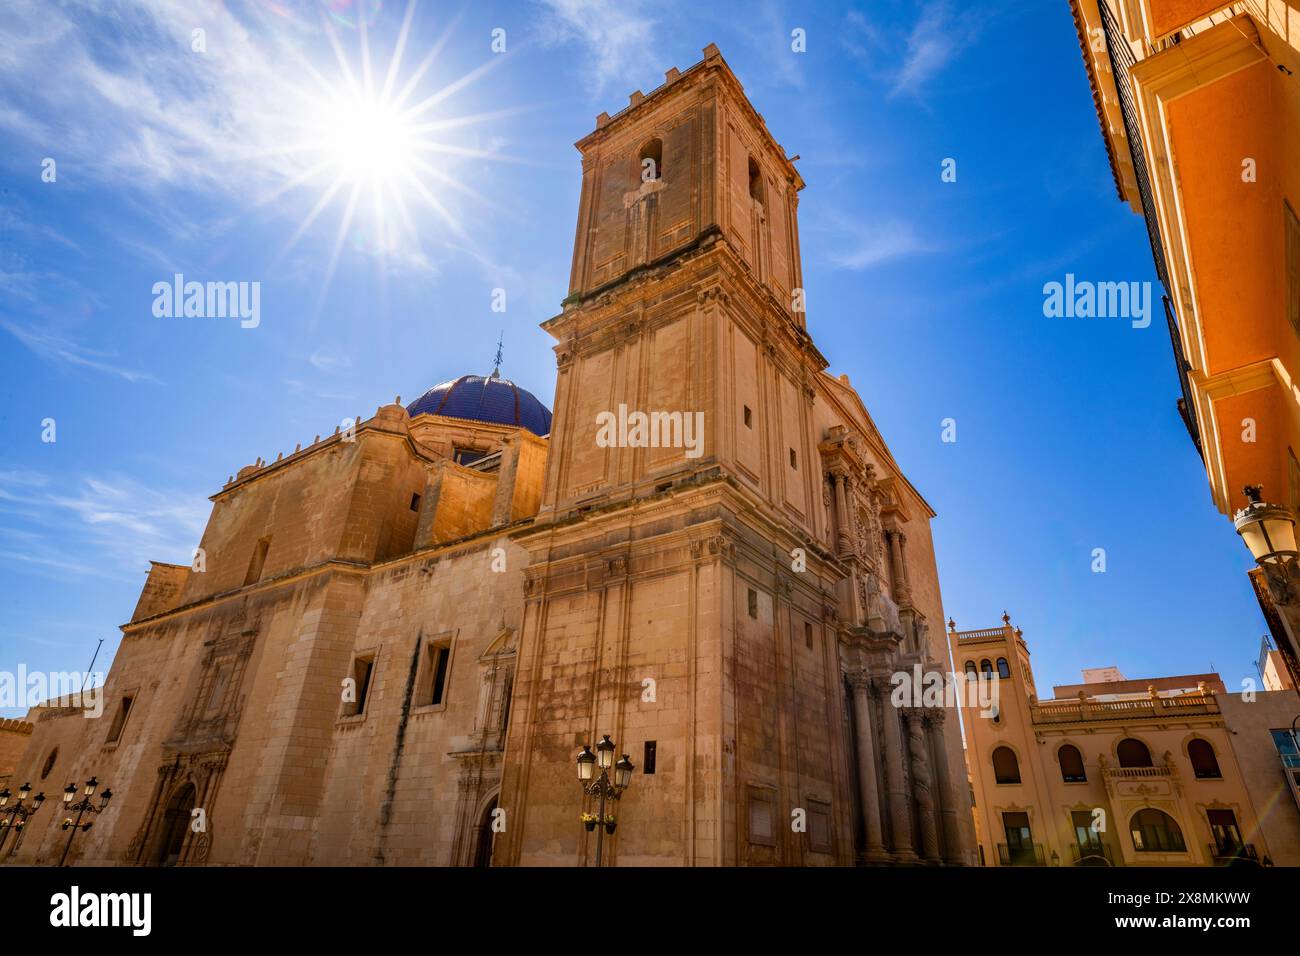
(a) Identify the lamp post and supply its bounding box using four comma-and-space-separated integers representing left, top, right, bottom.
1234, 486, 1300, 694
0, 783, 46, 858
57, 777, 113, 867
576, 734, 634, 867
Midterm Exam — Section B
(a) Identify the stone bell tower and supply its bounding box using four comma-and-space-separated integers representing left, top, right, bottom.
494, 45, 973, 867
537, 42, 815, 517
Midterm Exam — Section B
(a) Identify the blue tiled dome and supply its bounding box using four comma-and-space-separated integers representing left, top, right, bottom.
406, 373, 552, 437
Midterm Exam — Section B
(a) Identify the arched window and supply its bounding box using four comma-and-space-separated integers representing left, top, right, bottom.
1058, 744, 1086, 783
980, 659, 993, 679
964, 660, 977, 678
1188, 738, 1221, 779
996, 657, 1011, 679
992, 746, 1021, 784
639, 138, 663, 182
1130, 808, 1186, 852
1117, 738, 1153, 768
40, 747, 58, 780
747, 155, 764, 203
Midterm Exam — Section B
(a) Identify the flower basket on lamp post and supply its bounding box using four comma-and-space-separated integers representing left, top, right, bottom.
575, 736, 635, 866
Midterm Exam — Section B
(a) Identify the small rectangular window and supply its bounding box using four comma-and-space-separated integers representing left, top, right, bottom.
106, 695, 133, 743
346, 655, 375, 717
807, 800, 832, 853
244, 536, 271, 585
747, 588, 758, 618
417, 639, 453, 707
789, 448, 797, 469
804, 621, 813, 649
431, 646, 450, 705
747, 787, 776, 846
643, 740, 657, 775
743, 405, 752, 428
410, 492, 422, 512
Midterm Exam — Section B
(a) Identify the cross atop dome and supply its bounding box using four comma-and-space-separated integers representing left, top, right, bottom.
491, 331, 504, 379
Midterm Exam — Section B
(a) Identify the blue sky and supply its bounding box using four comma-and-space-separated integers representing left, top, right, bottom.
0, 0, 1268, 716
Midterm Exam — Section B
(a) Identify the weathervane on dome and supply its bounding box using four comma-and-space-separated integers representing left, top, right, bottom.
491, 332, 504, 379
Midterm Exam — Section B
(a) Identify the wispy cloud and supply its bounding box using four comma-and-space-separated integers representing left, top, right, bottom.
0, 470, 208, 583
534, 0, 664, 96
829, 218, 941, 270
0, 318, 161, 384
284, 377, 361, 404
309, 350, 352, 373
841, 2, 986, 102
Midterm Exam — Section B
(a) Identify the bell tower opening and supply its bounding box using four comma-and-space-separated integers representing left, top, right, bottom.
639, 138, 663, 182
747, 155, 763, 203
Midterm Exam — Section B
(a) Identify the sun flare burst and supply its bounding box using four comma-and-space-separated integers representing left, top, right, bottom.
260, 0, 516, 301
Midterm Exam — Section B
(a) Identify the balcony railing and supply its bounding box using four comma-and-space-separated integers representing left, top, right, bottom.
1208, 842, 1259, 866
997, 843, 1046, 867
1071, 842, 1114, 866
1031, 692, 1218, 725
1099, 1, 1168, 286
954, 627, 1009, 643
1105, 765, 1174, 780
1166, 295, 1203, 455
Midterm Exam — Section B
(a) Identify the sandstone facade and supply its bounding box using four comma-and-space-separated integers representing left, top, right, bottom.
6, 46, 974, 867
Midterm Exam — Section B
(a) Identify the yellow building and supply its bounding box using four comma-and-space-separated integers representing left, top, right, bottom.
950, 616, 1300, 866
1069, 1, 1300, 686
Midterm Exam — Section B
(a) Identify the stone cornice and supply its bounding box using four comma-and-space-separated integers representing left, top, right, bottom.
119, 515, 538, 635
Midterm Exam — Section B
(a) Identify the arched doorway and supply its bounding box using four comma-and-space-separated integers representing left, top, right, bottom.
151, 782, 196, 866
472, 796, 498, 868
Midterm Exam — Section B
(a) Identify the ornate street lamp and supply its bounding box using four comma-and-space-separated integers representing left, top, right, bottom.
576, 734, 634, 867
57, 777, 114, 867
0, 782, 46, 858
1234, 486, 1300, 693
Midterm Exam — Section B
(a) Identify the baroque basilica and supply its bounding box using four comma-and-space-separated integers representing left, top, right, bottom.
7, 46, 974, 867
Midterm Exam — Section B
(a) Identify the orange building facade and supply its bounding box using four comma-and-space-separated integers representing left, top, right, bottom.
1070, 0, 1300, 682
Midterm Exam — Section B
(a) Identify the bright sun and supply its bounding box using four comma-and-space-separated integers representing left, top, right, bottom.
316, 93, 419, 187
265, 1, 512, 299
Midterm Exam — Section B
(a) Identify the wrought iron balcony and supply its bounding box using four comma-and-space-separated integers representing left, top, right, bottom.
997, 842, 1046, 867
1098, 1, 1204, 461
1208, 842, 1259, 866
1071, 841, 1114, 866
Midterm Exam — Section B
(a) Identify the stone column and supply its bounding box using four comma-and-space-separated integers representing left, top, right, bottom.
878, 678, 918, 862
831, 472, 851, 554
927, 708, 965, 865
848, 673, 890, 862
904, 708, 941, 863
897, 532, 912, 594
888, 530, 912, 604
